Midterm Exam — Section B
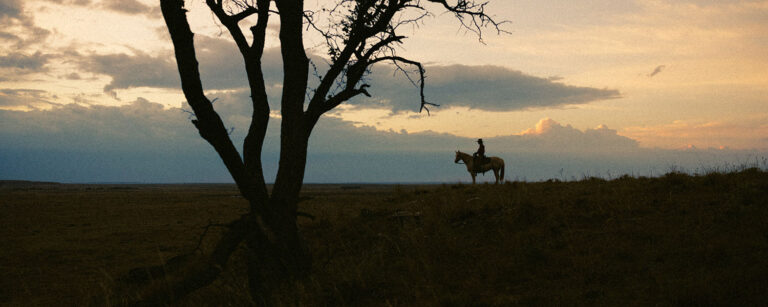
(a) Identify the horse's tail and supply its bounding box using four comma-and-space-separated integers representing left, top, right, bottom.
500, 162, 505, 182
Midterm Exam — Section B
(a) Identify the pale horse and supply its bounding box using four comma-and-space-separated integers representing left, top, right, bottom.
454, 151, 505, 184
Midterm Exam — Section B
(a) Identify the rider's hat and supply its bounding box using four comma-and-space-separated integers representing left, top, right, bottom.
477, 138, 483, 143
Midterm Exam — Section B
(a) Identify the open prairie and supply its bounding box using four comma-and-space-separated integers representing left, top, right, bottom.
2, 169, 768, 305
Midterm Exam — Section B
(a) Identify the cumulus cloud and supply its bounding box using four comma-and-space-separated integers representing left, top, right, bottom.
309, 118, 459, 154
0, 98, 228, 182
352, 64, 621, 113
0, 31, 18, 42
621, 116, 768, 150
309, 117, 637, 155
0, 98, 200, 151
62, 72, 82, 80
3, 95, 637, 159
101, 0, 160, 18
194, 36, 284, 89
75, 35, 618, 113
202, 87, 285, 121
0, 51, 51, 70
0, 0, 50, 50
0, 98, 260, 182
1, 102, 765, 183
79, 50, 179, 92
0, 0, 22, 20
76, 35, 284, 93
0, 0, 51, 80
0, 99, 638, 156
41, 0, 92, 5
0, 89, 59, 109
500, 118, 639, 153
0, 101, 628, 154
0, 25, 49, 50
37, 0, 157, 17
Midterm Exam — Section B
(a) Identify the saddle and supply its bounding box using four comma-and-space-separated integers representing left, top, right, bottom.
473, 155, 491, 173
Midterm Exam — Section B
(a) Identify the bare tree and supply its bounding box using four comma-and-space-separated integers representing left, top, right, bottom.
134, 0, 504, 304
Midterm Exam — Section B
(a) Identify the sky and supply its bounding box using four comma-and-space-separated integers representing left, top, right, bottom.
1, 0, 767, 183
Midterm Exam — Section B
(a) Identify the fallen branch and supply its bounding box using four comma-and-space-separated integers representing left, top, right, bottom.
120, 215, 252, 306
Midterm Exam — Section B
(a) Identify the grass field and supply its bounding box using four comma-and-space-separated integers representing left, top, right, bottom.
1, 169, 768, 306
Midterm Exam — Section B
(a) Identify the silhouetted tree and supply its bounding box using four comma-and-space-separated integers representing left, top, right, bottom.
137, 0, 503, 304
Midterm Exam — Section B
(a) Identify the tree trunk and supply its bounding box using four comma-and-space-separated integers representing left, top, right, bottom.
241, 1, 315, 301
245, 132, 313, 305
244, 208, 310, 305
240, 113, 312, 304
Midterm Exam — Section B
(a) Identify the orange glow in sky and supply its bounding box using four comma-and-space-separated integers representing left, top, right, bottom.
1, 0, 767, 150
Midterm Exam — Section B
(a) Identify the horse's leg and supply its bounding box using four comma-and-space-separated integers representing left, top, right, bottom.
471, 172, 476, 184
493, 168, 499, 184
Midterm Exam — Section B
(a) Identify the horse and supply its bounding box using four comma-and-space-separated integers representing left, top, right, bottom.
454, 151, 505, 184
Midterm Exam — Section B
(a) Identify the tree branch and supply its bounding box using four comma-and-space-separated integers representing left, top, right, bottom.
362, 34, 405, 60
205, 0, 251, 54
125, 215, 252, 306
326, 84, 371, 112
271, 0, 312, 210
240, 0, 272, 204
370, 55, 438, 114
203, 1, 274, 203
249, 0, 271, 54
160, 0, 258, 199
231, 5, 259, 22
305, 0, 403, 118
425, 0, 508, 42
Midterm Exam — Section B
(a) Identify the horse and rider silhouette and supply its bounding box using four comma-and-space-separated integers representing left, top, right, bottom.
454, 138, 505, 184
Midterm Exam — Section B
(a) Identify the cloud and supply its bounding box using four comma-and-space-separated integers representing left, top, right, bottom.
648, 65, 665, 77
0, 98, 254, 182
194, 36, 284, 89
79, 50, 179, 92
352, 64, 621, 112
504, 118, 639, 153
0, 0, 50, 50
0, 0, 22, 20
0, 25, 49, 50
75, 35, 618, 113
0, 51, 51, 70
621, 116, 768, 150
62, 72, 82, 80
0, 98, 226, 182
309, 118, 460, 154
0, 31, 19, 42
308, 117, 636, 156
0, 89, 59, 109
0, 99, 639, 156
76, 35, 284, 93
1, 101, 765, 183
0, 98, 200, 151
41, 0, 92, 5
100, 0, 160, 18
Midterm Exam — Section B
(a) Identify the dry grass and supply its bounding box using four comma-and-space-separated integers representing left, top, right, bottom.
0, 184, 247, 306
2, 169, 768, 306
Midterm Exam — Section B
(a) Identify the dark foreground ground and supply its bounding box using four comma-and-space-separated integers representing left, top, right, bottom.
1, 169, 768, 306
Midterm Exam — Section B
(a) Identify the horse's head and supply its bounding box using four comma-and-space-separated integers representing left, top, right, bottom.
454, 151, 461, 164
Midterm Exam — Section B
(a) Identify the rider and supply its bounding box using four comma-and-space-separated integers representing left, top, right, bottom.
473, 138, 486, 171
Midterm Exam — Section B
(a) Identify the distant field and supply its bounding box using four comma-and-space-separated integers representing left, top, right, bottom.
1, 170, 767, 305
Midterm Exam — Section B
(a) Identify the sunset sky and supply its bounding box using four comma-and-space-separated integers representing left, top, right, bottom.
1, 0, 767, 183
